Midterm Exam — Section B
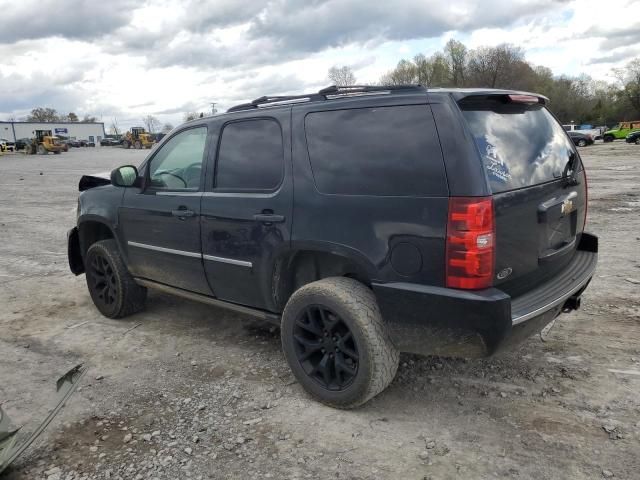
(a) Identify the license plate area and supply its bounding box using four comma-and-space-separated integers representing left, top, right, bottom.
537, 191, 578, 261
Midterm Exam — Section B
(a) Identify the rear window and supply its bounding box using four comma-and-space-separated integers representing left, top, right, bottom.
304, 105, 447, 196
460, 99, 575, 193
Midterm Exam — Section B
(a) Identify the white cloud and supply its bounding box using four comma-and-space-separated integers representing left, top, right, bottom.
0, 0, 638, 128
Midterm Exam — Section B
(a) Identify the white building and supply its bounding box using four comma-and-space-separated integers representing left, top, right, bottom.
0, 121, 106, 145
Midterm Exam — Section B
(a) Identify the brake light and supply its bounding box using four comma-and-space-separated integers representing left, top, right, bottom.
507, 94, 540, 104
446, 197, 495, 289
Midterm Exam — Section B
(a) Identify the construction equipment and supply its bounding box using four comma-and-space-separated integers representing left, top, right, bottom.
122, 127, 154, 149
24, 130, 64, 155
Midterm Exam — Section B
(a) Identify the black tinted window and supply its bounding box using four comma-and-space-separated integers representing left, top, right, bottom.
460, 100, 575, 193
215, 119, 283, 190
304, 105, 447, 196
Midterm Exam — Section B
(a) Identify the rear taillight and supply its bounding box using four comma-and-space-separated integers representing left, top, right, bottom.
446, 197, 495, 290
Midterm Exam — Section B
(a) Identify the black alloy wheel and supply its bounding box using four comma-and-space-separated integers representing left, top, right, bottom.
88, 252, 118, 309
293, 305, 359, 391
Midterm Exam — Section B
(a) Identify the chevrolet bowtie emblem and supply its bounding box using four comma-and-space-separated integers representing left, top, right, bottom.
561, 199, 574, 215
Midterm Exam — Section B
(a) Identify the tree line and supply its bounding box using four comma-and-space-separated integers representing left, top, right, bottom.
330, 39, 640, 125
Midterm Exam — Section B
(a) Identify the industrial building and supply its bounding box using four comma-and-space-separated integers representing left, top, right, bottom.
0, 121, 106, 145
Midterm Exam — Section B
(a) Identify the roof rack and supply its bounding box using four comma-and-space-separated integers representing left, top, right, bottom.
227, 84, 424, 112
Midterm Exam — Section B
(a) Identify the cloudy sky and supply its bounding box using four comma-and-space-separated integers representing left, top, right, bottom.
1, 0, 639, 130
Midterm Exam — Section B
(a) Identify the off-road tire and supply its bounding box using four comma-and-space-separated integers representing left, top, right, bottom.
122, 140, 130, 149
85, 239, 147, 319
134, 140, 142, 149
281, 277, 399, 408
603, 135, 614, 143
37, 145, 46, 155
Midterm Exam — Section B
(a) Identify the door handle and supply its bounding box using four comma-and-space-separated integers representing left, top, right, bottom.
253, 213, 285, 223
172, 208, 195, 218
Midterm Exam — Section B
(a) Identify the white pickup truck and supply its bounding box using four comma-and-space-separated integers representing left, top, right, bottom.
563, 124, 603, 140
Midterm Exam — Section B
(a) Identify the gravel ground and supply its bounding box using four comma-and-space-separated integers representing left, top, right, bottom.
0, 143, 639, 480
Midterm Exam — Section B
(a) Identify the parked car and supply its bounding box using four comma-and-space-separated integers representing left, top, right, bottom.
603, 121, 640, 142
563, 124, 601, 140
68, 85, 598, 408
0, 138, 15, 152
100, 138, 120, 146
567, 131, 594, 147
14, 138, 32, 150
66, 139, 81, 148
625, 130, 640, 145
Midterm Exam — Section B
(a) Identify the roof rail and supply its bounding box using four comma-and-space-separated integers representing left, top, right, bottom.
227, 84, 424, 112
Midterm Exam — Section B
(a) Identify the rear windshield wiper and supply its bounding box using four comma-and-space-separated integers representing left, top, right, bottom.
562, 152, 580, 187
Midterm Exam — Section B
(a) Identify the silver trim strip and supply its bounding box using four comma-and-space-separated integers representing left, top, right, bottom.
511, 271, 594, 325
203, 254, 252, 268
128, 241, 252, 268
128, 241, 201, 258
156, 191, 201, 197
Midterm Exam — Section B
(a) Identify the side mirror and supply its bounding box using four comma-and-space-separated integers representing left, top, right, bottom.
110, 165, 139, 187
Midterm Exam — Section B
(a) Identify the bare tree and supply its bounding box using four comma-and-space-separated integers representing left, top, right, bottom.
328, 66, 356, 86
614, 58, 640, 114
142, 115, 161, 133
444, 39, 468, 87
184, 112, 198, 122
109, 118, 120, 136
27, 107, 59, 122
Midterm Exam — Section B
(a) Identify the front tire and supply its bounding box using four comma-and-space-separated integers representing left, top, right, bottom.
37, 145, 46, 155
85, 239, 147, 319
603, 135, 614, 143
134, 140, 142, 149
281, 277, 399, 408
635, 138, 640, 145
577, 139, 587, 147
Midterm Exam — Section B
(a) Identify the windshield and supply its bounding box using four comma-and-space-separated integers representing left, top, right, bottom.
460, 99, 575, 193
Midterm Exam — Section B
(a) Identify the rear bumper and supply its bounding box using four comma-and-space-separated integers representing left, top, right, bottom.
373, 232, 598, 358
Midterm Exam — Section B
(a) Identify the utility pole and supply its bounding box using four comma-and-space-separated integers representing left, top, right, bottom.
210, 103, 217, 115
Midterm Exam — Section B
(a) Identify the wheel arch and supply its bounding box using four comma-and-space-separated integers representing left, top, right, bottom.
77, 216, 120, 259
270, 242, 377, 312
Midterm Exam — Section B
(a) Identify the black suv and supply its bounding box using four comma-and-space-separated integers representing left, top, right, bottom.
68, 85, 598, 408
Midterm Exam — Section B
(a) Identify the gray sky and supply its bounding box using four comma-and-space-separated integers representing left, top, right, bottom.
1, 0, 639, 129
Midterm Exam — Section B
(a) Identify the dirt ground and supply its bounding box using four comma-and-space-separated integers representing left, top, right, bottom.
0, 143, 639, 480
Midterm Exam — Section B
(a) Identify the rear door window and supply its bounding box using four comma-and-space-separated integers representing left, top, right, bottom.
215, 119, 284, 191
460, 99, 575, 193
304, 105, 447, 196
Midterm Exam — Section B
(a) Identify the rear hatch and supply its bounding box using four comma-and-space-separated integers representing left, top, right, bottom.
459, 94, 587, 297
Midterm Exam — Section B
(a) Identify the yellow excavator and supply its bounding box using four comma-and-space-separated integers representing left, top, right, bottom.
24, 130, 64, 155
122, 127, 154, 149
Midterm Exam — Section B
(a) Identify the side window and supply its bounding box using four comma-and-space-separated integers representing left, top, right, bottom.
215, 119, 283, 191
304, 105, 447, 196
148, 127, 207, 190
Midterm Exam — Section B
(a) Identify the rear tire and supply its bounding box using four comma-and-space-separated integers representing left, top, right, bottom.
122, 140, 130, 149
134, 140, 142, 149
281, 277, 399, 408
37, 145, 46, 155
85, 239, 147, 319
577, 139, 587, 147
603, 135, 614, 143
635, 138, 640, 145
